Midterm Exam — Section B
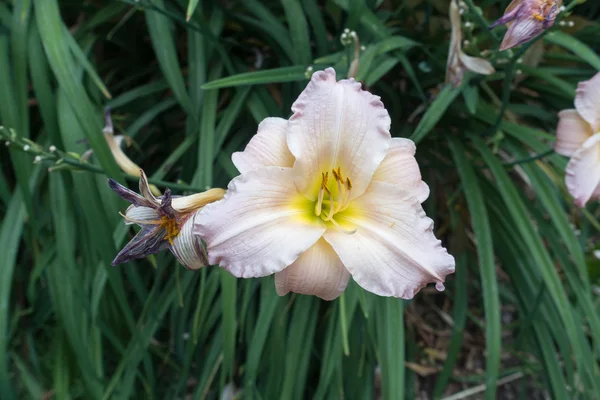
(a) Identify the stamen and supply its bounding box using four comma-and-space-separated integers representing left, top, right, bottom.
325, 189, 336, 221
321, 172, 331, 195
335, 178, 343, 213
315, 187, 324, 216
329, 217, 357, 235
533, 13, 545, 21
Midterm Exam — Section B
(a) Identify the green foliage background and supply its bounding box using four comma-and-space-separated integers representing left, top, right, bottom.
1, 0, 599, 398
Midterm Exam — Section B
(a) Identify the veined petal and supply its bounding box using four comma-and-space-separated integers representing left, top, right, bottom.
112, 225, 169, 266
500, 17, 544, 50
232, 117, 294, 173
554, 109, 594, 157
372, 138, 429, 203
287, 68, 391, 200
565, 133, 600, 208
108, 178, 155, 208
324, 182, 455, 299
125, 205, 160, 225
172, 189, 226, 213
170, 212, 208, 270
575, 72, 600, 132
194, 166, 326, 278
459, 53, 495, 75
275, 238, 350, 301
139, 169, 160, 205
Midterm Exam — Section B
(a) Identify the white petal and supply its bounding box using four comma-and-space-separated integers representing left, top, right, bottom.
323, 182, 455, 299
194, 166, 326, 278
231, 117, 295, 174
125, 205, 160, 225
275, 238, 350, 301
287, 68, 391, 201
554, 109, 593, 157
459, 53, 495, 75
170, 212, 208, 270
575, 72, 600, 132
372, 138, 430, 203
565, 133, 600, 208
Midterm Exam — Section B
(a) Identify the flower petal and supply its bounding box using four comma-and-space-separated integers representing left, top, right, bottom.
499, 15, 544, 51
575, 72, 600, 132
372, 138, 429, 203
554, 109, 594, 157
287, 68, 391, 200
445, 0, 464, 86
170, 212, 208, 270
172, 189, 226, 213
489, 0, 521, 29
108, 178, 155, 208
459, 53, 495, 75
275, 238, 350, 301
139, 169, 160, 205
194, 166, 326, 278
323, 182, 455, 299
125, 205, 160, 225
565, 133, 600, 208
112, 225, 169, 266
231, 117, 294, 173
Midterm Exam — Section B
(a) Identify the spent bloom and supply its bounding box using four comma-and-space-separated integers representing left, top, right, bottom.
446, 0, 495, 87
554, 72, 600, 208
490, 0, 562, 51
103, 108, 161, 196
109, 170, 225, 268
194, 68, 455, 300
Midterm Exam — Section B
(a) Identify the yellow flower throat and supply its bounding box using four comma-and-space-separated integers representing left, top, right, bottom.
313, 167, 356, 234
160, 216, 180, 245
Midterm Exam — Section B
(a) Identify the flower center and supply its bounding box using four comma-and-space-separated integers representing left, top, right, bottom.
121, 212, 181, 246
313, 167, 356, 234
160, 215, 181, 245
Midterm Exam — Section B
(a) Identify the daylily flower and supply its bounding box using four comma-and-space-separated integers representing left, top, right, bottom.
109, 170, 225, 268
554, 72, 600, 208
490, 0, 562, 51
194, 68, 455, 300
446, 0, 495, 87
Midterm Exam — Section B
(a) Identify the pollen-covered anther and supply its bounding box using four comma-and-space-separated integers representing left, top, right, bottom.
161, 216, 181, 245
313, 167, 356, 234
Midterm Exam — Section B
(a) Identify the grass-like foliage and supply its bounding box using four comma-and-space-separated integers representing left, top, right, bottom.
1, 0, 599, 398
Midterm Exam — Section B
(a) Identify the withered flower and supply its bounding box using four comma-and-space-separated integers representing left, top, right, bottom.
490, 0, 562, 51
109, 170, 225, 269
446, 0, 495, 87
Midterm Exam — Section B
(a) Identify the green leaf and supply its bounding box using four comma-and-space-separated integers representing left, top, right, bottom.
545, 31, 600, 70
202, 66, 308, 90
449, 138, 501, 400
410, 85, 460, 144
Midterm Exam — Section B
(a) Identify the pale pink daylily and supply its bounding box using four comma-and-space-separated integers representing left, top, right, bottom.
490, 0, 562, 51
446, 0, 495, 87
554, 72, 600, 208
194, 68, 455, 300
